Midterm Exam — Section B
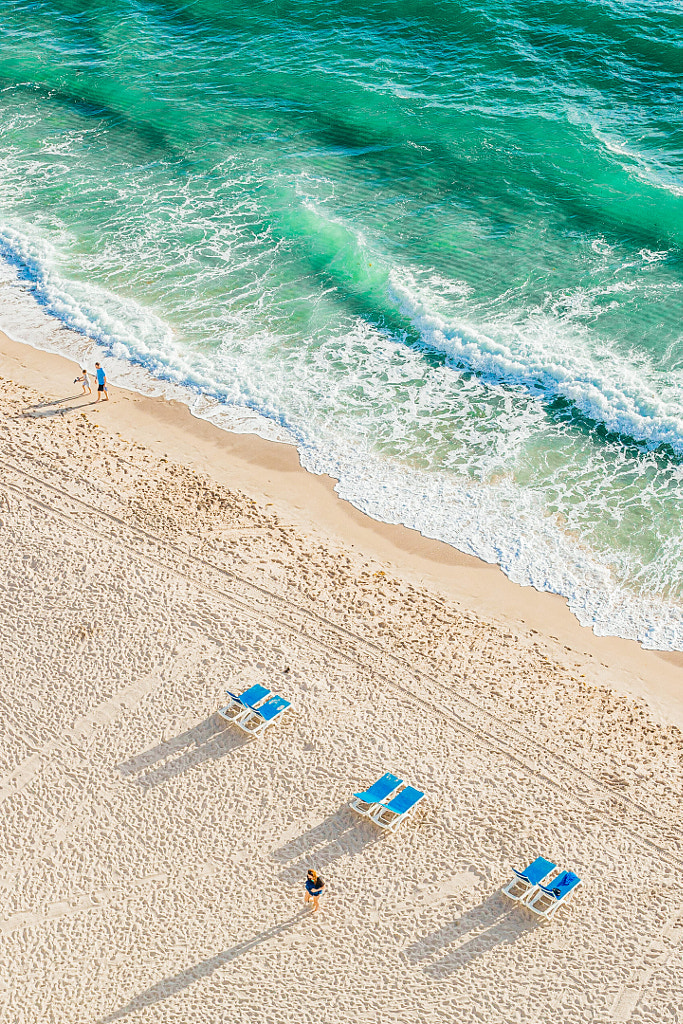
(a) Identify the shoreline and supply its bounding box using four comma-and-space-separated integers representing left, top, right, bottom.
2, 319, 683, 1023
1, 325, 682, 727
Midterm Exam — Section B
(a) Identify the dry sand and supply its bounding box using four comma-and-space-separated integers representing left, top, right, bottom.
0, 332, 682, 1023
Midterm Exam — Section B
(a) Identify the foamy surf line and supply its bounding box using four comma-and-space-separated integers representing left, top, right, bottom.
389, 269, 683, 456
0, 248, 681, 652
0, 244, 292, 444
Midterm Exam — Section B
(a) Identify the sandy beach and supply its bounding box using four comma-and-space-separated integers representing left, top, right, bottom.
1, 329, 682, 1024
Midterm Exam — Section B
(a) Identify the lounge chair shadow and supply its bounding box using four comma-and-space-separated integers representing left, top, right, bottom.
116, 714, 249, 788
272, 806, 383, 882
100, 912, 306, 1021
404, 893, 540, 976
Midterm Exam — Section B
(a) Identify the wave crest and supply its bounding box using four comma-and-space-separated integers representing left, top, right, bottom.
389, 267, 683, 454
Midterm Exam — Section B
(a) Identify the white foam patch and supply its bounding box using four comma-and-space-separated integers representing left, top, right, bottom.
388, 266, 683, 453
298, 438, 683, 651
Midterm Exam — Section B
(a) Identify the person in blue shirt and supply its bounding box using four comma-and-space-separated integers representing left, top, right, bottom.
95, 362, 109, 402
304, 869, 325, 912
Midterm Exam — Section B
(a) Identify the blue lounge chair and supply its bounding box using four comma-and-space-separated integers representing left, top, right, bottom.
219, 683, 271, 723
370, 785, 424, 831
233, 695, 291, 737
350, 773, 403, 817
501, 857, 556, 904
527, 870, 582, 920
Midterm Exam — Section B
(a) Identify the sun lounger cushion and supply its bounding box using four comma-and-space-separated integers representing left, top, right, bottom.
512, 857, 556, 887
253, 696, 290, 722
353, 773, 402, 804
381, 785, 424, 816
225, 683, 270, 709
539, 870, 581, 900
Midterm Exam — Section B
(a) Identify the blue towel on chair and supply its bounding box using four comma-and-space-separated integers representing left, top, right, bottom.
541, 870, 580, 899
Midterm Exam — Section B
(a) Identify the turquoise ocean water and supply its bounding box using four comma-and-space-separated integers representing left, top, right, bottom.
0, 0, 681, 647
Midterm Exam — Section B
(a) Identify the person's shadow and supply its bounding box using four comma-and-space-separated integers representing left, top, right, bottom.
26, 395, 83, 408
116, 714, 249, 788
22, 395, 95, 418
100, 912, 307, 1021
403, 892, 541, 976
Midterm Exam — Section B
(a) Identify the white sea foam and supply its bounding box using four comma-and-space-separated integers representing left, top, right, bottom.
388, 267, 683, 453
0, 237, 291, 443
0, 234, 681, 651
299, 438, 683, 651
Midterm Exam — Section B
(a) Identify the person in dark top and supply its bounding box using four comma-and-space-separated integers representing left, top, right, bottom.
304, 869, 325, 912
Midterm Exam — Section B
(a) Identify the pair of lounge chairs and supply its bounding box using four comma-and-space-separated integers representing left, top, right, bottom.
220, 690, 425, 832
502, 856, 582, 920
218, 683, 291, 737
350, 772, 425, 832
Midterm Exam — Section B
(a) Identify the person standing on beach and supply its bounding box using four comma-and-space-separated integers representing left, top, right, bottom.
95, 362, 109, 402
75, 368, 91, 395
304, 869, 325, 912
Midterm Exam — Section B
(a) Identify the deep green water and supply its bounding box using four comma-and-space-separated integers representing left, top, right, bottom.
0, 0, 681, 646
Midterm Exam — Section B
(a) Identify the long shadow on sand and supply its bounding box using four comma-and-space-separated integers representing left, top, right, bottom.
404, 892, 541, 976
21, 400, 97, 419
272, 806, 384, 882
26, 394, 84, 408
100, 912, 307, 1021
116, 714, 249, 788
